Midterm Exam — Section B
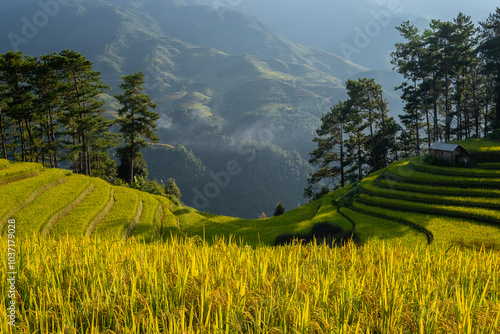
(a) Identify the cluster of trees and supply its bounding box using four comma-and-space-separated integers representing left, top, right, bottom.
392, 10, 500, 154
304, 78, 399, 197
306, 9, 500, 198
0, 50, 159, 186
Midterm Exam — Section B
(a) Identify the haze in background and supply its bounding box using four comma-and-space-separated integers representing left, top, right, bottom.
201, 0, 499, 69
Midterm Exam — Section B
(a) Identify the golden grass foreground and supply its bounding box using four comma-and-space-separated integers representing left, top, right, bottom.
1, 235, 499, 333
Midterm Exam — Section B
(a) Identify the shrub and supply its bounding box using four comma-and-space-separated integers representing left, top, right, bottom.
165, 178, 181, 200
144, 180, 166, 196
274, 202, 285, 216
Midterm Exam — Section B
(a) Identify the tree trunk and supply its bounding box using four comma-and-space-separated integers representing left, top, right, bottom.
415, 110, 420, 156
445, 70, 451, 141
368, 108, 375, 172
18, 120, 26, 162
0, 110, 7, 160
495, 76, 500, 130
48, 107, 57, 168
340, 124, 345, 188
130, 137, 135, 185
357, 131, 362, 181
380, 93, 387, 168
433, 75, 439, 142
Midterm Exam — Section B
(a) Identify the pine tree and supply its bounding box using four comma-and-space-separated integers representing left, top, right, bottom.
479, 7, 500, 134
304, 101, 348, 198
0, 79, 8, 160
346, 78, 387, 172
115, 71, 159, 184
31, 53, 64, 167
0, 52, 37, 162
58, 50, 110, 175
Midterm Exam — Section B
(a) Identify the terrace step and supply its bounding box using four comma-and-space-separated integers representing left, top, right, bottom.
358, 193, 500, 226
50, 177, 113, 237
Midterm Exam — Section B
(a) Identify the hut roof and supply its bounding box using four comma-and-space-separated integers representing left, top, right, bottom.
429, 142, 463, 152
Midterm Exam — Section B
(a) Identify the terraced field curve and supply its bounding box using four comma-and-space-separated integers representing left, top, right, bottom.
350, 156, 500, 248
0, 160, 182, 241
2, 141, 500, 249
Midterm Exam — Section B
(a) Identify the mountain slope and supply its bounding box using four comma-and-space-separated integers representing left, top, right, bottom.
0, 0, 402, 218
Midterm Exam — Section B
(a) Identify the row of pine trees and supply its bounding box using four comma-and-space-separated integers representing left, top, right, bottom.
0, 50, 159, 185
393, 11, 500, 153
306, 9, 500, 197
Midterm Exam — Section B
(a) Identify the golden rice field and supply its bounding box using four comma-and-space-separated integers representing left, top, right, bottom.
1, 138, 500, 333
1, 235, 499, 334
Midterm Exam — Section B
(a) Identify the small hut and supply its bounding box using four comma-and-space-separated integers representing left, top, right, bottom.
429, 142, 470, 164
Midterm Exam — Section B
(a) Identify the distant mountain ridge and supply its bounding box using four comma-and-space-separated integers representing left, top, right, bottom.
0, 0, 397, 218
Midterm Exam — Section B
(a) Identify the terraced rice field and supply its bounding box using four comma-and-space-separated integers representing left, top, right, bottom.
349, 154, 500, 248
0, 160, 182, 241
2, 143, 500, 250
1, 159, 351, 245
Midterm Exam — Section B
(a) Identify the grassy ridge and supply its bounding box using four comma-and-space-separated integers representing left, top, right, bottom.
128, 192, 160, 241
1, 142, 500, 333
157, 196, 184, 238
49, 177, 112, 237
0, 168, 68, 234
362, 175, 500, 209
340, 207, 428, 246
13, 175, 92, 238
1, 137, 500, 248
0, 162, 43, 181
93, 186, 141, 240
385, 161, 500, 188
0, 162, 43, 180
377, 177, 500, 198
174, 190, 352, 245
409, 156, 500, 177
358, 193, 500, 225
450, 138, 500, 152
352, 201, 500, 246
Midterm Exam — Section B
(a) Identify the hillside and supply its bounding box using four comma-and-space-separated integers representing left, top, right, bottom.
0, 0, 382, 218
3, 139, 500, 248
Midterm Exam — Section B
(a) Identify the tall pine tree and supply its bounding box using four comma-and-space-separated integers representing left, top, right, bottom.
115, 71, 159, 185
479, 7, 500, 134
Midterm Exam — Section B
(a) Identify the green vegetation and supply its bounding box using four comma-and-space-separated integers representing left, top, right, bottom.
451, 138, 500, 152
0, 168, 68, 234
410, 156, 500, 177
0, 162, 44, 185
2, 139, 500, 248
384, 160, 500, 188
340, 207, 428, 246
93, 186, 141, 240
115, 71, 159, 185
49, 177, 112, 237
13, 175, 92, 238
1, 3, 499, 332
129, 192, 162, 241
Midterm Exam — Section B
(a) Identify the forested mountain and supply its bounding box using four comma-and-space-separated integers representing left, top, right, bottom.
0, 0, 373, 217
3, 1, 496, 218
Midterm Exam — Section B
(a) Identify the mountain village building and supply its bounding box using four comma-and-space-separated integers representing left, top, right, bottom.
429, 142, 470, 164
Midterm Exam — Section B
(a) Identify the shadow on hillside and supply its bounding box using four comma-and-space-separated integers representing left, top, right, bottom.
274, 222, 361, 248
173, 208, 191, 216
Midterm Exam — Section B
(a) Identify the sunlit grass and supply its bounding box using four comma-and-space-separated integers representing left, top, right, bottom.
1, 236, 499, 333
13, 175, 92, 238
50, 177, 112, 237
450, 138, 500, 152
